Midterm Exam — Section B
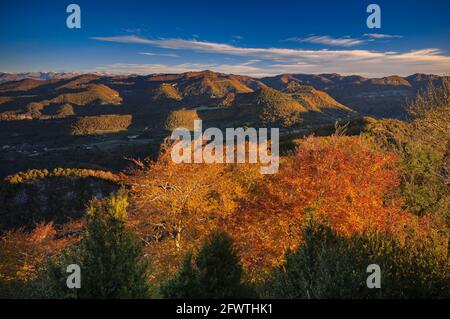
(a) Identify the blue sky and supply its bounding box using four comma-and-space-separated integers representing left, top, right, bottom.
1, 0, 449, 77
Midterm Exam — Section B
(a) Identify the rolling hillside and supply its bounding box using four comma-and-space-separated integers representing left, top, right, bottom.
261, 73, 447, 118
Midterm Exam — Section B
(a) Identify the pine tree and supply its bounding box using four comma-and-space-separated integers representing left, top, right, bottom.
161, 232, 254, 298
46, 189, 151, 298
264, 217, 450, 299
159, 253, 199, 298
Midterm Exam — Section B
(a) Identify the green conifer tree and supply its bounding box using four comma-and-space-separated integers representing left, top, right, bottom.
46, 189, 151, 298
161, 232, 254, 298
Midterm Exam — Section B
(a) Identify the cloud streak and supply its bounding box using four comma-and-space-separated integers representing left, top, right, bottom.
95, 62, 268, 76
138, 51, 178, 57
285, 35, 366, 47
91, 35, 450, 77
363, 33, 403, 39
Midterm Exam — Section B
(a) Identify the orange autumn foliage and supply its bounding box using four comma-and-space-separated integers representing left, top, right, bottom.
226, 136, 429, 279
0, 222, 77, 286
126, 143, 263, 281
1, 136, 444, 292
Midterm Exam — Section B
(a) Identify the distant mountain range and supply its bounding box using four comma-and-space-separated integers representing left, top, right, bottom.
0, 69, 447, 178
0, 72, 82, 83
0, 70, 354, 126
0, 71, 114, 84
260, 73, 445, 118
0, 70, 447, 120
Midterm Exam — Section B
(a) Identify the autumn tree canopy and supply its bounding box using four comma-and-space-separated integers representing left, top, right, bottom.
225, 136, 432, 279
126, 144, 262, 280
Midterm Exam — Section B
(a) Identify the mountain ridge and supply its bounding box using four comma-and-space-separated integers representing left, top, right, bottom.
1, 70, 447, 119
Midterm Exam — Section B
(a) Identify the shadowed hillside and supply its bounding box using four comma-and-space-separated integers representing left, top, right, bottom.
0, 70, 446, 178
261, 73, 448, 118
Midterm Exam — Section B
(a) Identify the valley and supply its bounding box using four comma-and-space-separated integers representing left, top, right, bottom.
0, 71, 356, 177
1, 70, 440, 178
0, 69, 446, 249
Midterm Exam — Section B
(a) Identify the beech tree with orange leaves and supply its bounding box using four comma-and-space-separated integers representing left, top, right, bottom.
225, 136, 429, 280
126, 142, 262, 280
0, 222, 75, 297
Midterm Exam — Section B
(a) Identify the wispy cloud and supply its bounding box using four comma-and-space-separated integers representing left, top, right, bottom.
95, 62, 277, 77
96, 63, 215, 74
138, 51, 178, 57
363, 33, 403, 39
241, 59, 261, 65
91, 36, 450, 77
285, 35, 366, 47
92, 35, 155, 44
